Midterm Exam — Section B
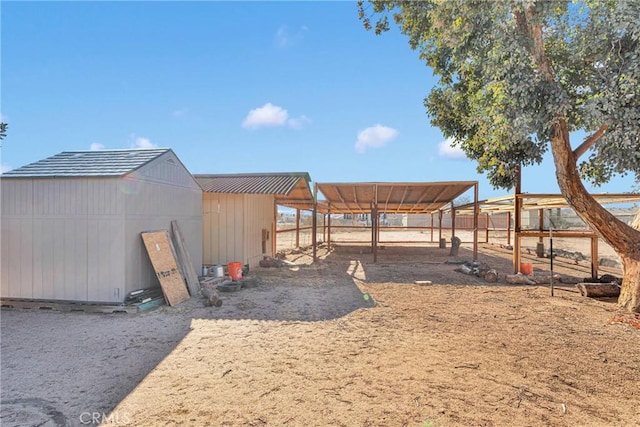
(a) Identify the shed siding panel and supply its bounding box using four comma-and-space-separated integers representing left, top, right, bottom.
123, 174, 202, 296
132, 152, 201, 190
243, 194, 275, 268
202, 193, 275, 269
87, 217, 125, 302
2, 180, 32, 215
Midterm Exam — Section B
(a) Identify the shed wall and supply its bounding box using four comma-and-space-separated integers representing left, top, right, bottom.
1, 151, 203, 303
1, 177, 125, 302
202, 193, 274, 269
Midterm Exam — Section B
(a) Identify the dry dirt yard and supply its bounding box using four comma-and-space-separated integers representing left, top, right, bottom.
1, 242, 639, 427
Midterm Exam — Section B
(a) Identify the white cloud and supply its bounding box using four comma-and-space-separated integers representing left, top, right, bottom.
1, 163, 12, 173
128, 134, 157, 149
242, 103, 289, 129
274, 25, 308, 49
438, 137, 466, 159
134, 137, 156, 148
287, 115, 311, 130
355, 124, 398, 153
90, 142, 105, 151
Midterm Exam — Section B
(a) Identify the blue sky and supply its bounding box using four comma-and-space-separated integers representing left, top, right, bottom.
1, 1, 636, 202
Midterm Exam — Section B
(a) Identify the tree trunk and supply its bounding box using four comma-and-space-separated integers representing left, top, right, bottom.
618, 256, 640, 312
521, 6, 640, 313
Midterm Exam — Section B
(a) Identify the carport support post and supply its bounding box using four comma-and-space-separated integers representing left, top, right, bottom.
591, 236, 598, 279
312, 183, 318, 262
295, 208, 300, 248
323, 213, 326, 243
327, 203, 332, 251
513, 167, 522, 274
507, 211, 512, 246
430, 213, 434, 243
450, 202, 456, 239
372, 203, 378, 263
473, 182, 479, 261
438, 210, 443, 244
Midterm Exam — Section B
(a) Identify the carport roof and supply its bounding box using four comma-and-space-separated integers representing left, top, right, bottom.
316, 181, 478, 214
193, 172, 314, 209
450, 193, 640, 214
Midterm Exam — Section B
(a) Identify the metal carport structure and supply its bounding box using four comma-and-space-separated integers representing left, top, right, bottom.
311, 181, 480, 262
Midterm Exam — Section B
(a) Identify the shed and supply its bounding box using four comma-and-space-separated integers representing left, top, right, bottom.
1, 148, 202, 303
194, 173, 313, 269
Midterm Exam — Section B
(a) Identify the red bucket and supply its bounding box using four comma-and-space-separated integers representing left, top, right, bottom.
228, 262, 243, 281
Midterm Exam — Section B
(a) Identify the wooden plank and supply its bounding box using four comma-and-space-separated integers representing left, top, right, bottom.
171, 220, 201, 297
141, 231, 190, 306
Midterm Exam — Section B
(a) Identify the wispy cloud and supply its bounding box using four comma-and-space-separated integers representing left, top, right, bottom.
172, 108, 188, 118
1, 163, 12, 173
287, 115, 312, 130
90, 142, 105, 151
129, 134, 157, 149
438, 137, 466, 159
355, 124, 398, 153
242, 103, 310, 130
274, 25, 308, 49
134, 137, 156, 148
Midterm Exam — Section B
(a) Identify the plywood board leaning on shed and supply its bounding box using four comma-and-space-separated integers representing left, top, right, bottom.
141, 231, 190, 306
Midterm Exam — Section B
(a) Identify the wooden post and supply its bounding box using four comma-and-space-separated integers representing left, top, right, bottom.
323, 213, 326, 243
451, 202, 456, 239
513, 166, 522, 274
312, 183, 318, 262
485, 212, 490, 243
430, 213, 434, 243
507, 211, 512, 246
473, 182, 479, 261
438, 210, 443, 245
327, 204, 332, 251
295, 208, 300, 248
591, 236, 599, 279
372, 204, 378, 263
272, 200, 277, 256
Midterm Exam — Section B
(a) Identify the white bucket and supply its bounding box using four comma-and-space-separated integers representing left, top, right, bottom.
213, 265, 224, 278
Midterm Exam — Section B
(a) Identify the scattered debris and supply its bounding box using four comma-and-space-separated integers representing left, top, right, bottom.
505, 273, 537, 285
259, 256, 287, 268
455, 261, 500, 283
414, 280, 432, 285
607, 312, 640, 330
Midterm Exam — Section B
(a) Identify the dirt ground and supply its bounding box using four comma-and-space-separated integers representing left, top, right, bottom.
1, 241, 639, 427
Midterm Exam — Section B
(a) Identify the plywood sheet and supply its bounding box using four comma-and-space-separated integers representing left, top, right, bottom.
141, 231, 189, 306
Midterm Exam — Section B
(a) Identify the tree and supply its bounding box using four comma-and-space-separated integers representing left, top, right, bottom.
0, 122, 7, 141
358, 0, 640, 312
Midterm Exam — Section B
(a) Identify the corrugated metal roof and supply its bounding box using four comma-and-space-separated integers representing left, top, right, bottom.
317, 181, 478, 214
194, 173, 310, 195
1, 149, 171, 178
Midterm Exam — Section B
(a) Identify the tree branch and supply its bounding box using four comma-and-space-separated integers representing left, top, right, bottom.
573, 125, 608, 160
